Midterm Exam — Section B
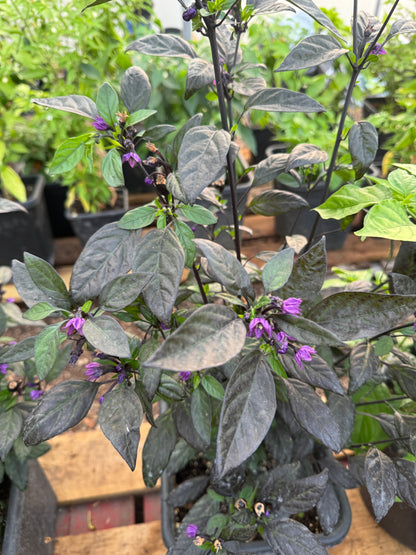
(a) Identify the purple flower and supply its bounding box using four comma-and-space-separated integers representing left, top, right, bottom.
64, 316, 85, 337
99, 395, 105, 404
122, 152, 141, 168
370, 44, 386, 55
179, 371, 191, 382
282, 297, 302, 316
294, 345, 316, 369
85, 362, 102, 381
144, 176, 153, 186
183, 6, 197, 21
8, 341, 17, 345
30, 390, 44, 401
0, 364, 8, 374
6, 297, 15, 303
186, 524, 198, 538
275, 331, 289, 354
92, 116, 109, 131
248, 317, 272, 340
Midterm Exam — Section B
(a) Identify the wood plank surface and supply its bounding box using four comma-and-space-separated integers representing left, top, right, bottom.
54, 520, 166, 555
39, 423, 156, 504
328, 488, 415, 554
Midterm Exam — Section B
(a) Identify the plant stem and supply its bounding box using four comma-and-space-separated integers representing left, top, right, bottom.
193, 263, 208, 304
348, 435, 410, 449
355, 395, 408, 407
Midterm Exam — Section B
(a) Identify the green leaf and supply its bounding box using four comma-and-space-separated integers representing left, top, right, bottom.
34, 323, 63, 381
126, 34, 198, 59
202, 374, 225, 400
132, 228, 185, 324
245, 88, 325, 113
274, 314, 345, 346
215, 352, 276, 478
191, 386, 212, 448
98, 385, 143, 471
143, 304, 247, 371
355, 200, 416, 241
49, 136, 88, 174
262, 248, 294, 293
194, 238, 254, 299
1, 165, 26, 202
277, 35, 348, 72
23, 302, 64, 321
173, 220, 196, 268
142, 410, 177, 488
23, 380, 99, 445
118, 204, 157, 230
251, 153, 289, 187
5, 450, 28, 491
0, 409, 22, 460
178, 127, 231, 205
0, 336, 36, 364
126, 109, 156, 127
101, 149, 124, 187
307, 292, 416, 341
70, 222, 141, 304
178, 204, 217, 225
121, 66, 151, 113
315, 184, 391, 220
96, 82, 118, 126
98, 273, 152, 311
249, 189, 309, 216
348, 122, 378, 179
23, 253, 71, 310
83, 315, 131, 358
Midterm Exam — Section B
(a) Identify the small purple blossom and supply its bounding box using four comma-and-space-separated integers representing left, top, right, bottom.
30, 390, 44, 401
85, 362, 102, 381
0, 364, 8, 375
179, 371, 191, 382
282, 297, 302, 316
99, 395, 105, 404
8, 341, 17, 345
6, 297, 15, 303
65, 317, 85, 337
92, 116, 109, 131
144, 176, 153, 186
275, 331, 289, 354
370, 44, 386, 55
248, 317, 272, 340
182, 6, 197, 21
186, 524, 198, 538
294, 345, 316, 369
122, 152, 141, 168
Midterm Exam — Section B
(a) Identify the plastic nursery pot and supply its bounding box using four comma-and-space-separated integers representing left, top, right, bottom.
161, 473, 352, 553
0, 174, 55, 266
360, 486, 416, 551
65, 187, 129, 245
44, 182, 74, 238
2, 460, 57, 555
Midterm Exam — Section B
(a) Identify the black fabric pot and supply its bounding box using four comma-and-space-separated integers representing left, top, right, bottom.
0, 175, 54, 266
2, 460, 57, 555
161, 473, 352, 553
65, 187, 129, 245
360, 486, 416, 551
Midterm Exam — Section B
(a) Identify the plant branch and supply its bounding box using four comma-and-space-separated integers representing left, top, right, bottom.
193, 263, 208, 304
348, 435, 410, 449
355, 395, 408, 407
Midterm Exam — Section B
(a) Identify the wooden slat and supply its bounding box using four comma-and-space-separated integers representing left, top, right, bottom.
328, 488, 414, 554
54, 520, 166, 555
39, 423, 156, 505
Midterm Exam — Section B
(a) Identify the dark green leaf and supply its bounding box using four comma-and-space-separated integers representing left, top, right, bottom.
364, 447, 397, 522
83, 315, 131, 358
34, 323, 63, 381
12, 260, 57, 308
23, 302, 64, 321
249, 189, 308, 215
201, 374, 224, 400
33, 95, 98, 119
98, 272, 151, 311
274, 314, 345, 346
174, 220, 196, 268
144, 305, 247, 371
50, 136, 87, 174
215, 352, 276, 478
277, 35, 347, 72
23, 253, 71, 310
98, 385, 143, 470
245, 88, 325, 113
5, 451, 28, 491
23, 380, 99, 445
262, 248, 294, 293
126, 34, 197, 59
46, 342, 73, 383
348, 122, 378, 179
251, 152, 289, 187
70, 222, 141, 304
0, 336, 36, 363
178, 127, 231, 204
142, 409, 177, 488
173, 399, 207, 451
96, 82, 118, 125
0, 409, 22, 460
179, 205, 217, 225
185, 58, 215, 99
191, 386, 212, 448
307, 292, 416, 341
279, 352, 344, 394
285, 378, 341, 452
120, 66, 151, 112
101, 149, 124, 187
194, 238, 254, 299
132, 228, 185, 323
168, 475, 210, 508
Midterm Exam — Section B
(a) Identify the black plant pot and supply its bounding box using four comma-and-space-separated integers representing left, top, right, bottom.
0, 175, 54, 266
161, 473, 352, 553
65, 187, 129, 245
122, 163, 149, 194
2, 460, 57, 555
44, 182, 74, 238
360, 486, 416, 551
